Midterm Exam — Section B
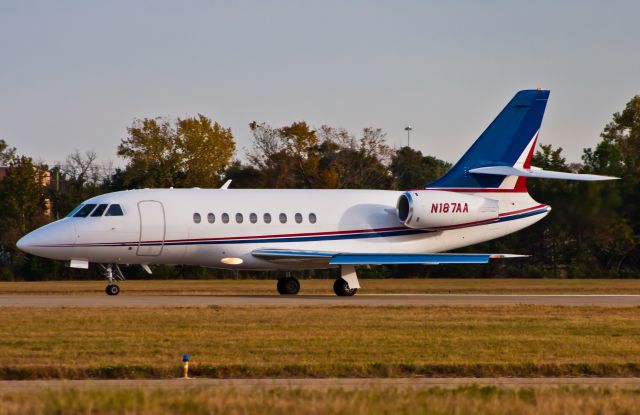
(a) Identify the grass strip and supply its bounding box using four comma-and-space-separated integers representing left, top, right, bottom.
0, 305, 639, 379
2, 385, 640, 415
2, 278, 640, 295
1, 363, 640, 380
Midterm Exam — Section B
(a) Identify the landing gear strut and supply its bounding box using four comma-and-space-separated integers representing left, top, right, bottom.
101, 264, 125, 296
333, 265, 359, 296
277, 273, 300, 295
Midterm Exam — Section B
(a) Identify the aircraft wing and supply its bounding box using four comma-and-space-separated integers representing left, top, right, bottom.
252, 249, 526, 265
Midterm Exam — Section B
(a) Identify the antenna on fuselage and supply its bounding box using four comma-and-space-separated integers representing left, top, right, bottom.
220, 180, 232, 190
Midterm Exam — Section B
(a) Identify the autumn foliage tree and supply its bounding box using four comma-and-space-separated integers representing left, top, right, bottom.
238, 122, 393, 189
118, 115, 235, 188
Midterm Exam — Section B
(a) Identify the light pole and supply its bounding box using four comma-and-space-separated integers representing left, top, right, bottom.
404, 126, 413, 148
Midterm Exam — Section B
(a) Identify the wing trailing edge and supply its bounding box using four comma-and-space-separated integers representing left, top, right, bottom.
252, 249, 526, 265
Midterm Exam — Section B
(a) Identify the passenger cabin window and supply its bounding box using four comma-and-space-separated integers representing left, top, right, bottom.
222, 213, 229, 224
263, 213, 271, 224
207, 213, 215, 223
91, 204, 108, 217
74, 204, 97, 218
105, 204, 124, 217
279, 213, 287, 224
236, 213, 243, 223
249, 213, 257, 224
295, 213, 303, 223
193, 213, 201, 223
309, 213, 317, 224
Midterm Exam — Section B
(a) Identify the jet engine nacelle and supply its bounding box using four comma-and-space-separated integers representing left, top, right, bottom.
396, 190, 499, 229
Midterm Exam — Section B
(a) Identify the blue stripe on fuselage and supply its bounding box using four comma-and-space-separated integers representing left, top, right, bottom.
162, 228, 430, 246
498, 208, 548, 223
69, 208, 548, 248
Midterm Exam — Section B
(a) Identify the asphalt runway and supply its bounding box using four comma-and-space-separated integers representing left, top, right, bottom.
0, 378, 639, 392
1, 293, 640, 307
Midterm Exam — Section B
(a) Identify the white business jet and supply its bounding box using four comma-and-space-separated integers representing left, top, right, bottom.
17, 90, 615, 296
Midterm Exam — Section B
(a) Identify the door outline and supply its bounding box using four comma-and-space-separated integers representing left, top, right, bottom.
137, 200, 166, 256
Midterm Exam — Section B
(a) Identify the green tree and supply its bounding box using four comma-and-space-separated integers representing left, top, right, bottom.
581, 95, 640, 273
0, 139, 16, 165
390, 147, 451, 190
0, 156, 48, 264
118, 118, 180, 188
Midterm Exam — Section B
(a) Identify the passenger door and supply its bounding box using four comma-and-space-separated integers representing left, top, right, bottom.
137, 201, 165, 256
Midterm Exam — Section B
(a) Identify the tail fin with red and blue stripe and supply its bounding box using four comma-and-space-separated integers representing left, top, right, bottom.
427, 89, 615, 192
427, 89, 549, 192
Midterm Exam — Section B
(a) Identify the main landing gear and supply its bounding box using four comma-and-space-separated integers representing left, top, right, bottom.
275, 266, 361, 297
333, 278, 357, 296
334, 265, 360, 296
101, 264, 125, 296
277, 273, 300, 295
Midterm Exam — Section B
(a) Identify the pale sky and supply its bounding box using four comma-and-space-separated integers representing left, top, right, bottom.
1, 0, 639, 167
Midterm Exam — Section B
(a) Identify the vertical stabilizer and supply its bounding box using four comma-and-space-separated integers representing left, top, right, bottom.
427, 89, 549, 192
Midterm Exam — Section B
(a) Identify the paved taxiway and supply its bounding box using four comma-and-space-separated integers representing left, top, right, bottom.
1, 294, 640, 307
1, 378, 639, 392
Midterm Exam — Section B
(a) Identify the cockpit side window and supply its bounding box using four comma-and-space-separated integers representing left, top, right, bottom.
90, 204, 109, 217
105, 204, 124, 216
66, 204, 84, 218
73, 204, 97, 218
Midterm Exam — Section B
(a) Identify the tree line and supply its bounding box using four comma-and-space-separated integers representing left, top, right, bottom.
0, 95, 638, 280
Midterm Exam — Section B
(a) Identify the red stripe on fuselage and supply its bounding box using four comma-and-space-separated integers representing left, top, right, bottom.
422, 188, 528, 193
66, 205, 548, 247
498, 204, 547, 217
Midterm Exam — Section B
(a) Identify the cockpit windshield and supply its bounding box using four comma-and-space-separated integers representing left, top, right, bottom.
91, 204, 109, 217
105, 204, 124, 216
73, 204, 97, 218
65, 204, 84, 218
66, 203, 125, 218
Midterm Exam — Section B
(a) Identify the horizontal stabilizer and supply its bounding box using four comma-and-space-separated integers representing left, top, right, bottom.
469, 166, 618, 181
252, 249, 526, 265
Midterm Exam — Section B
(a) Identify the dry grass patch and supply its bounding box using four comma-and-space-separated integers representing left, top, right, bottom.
1, 386, 640, 415
0, 305, 639, 378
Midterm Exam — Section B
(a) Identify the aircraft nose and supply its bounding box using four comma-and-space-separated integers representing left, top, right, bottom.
16, 220, 76, 260
16, 228, 47, 256
16, 234, 30, 252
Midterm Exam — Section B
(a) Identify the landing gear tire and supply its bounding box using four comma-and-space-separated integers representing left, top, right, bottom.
277, 277, 300, 295
105, 284, 120, 296
333, 278, 357, 297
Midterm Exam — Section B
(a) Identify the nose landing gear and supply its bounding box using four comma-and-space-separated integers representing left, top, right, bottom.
105, 284, 120, 296
101, 264, 125, 296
